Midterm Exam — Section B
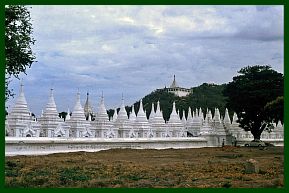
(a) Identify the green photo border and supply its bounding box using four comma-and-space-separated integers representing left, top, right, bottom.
1, 0, 286, 192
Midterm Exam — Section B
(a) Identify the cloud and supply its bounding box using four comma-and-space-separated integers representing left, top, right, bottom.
6, 5, 283, 116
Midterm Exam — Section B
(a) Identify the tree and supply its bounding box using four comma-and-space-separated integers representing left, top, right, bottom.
5, 5, 36, 100
264, 96, 284, 125
223, 65, 283, 140
59, 112, 68, 120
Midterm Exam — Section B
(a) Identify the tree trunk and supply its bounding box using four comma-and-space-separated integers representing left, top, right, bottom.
252, 133, 261, 141
251, 122, 266, 141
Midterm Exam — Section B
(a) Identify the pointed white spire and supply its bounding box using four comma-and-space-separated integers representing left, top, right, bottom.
181, 110, 186, 125
70, 91, 86, 121
95, 93, 109, 121
186, 107, 193, 124
276, 120, 283, 129
84, 91, 93, 118
136, 99, 148, 122
153, 101, 164, 121
129, 105, 136, 122
66, 108, 71, 121
113, 108, 118, 121
198, 107, 203, 120
223, 108, 231, 124
168, 101, 182, 123
205, 109, 212, 123
9, 81, 31, 119
170, 75, 178, 88
42, 88, 59, 118
116, 96, 128, 122
232, 112, 238, 124
213, 108, 221, 123
149, 103, 156, 121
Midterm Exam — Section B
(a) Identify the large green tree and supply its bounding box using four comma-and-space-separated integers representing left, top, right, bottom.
223, 65, 283, 140
5, 5, 36, 100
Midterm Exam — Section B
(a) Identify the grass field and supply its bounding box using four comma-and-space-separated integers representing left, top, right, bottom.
5, 146, 284, 188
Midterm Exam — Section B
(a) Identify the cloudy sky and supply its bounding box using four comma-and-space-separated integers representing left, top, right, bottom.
6, 5, 284, 116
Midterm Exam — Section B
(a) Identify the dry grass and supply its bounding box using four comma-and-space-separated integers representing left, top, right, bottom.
5, 146, 284, 188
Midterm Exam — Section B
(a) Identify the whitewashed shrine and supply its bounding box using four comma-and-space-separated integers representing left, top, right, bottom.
5, 81, 284, 156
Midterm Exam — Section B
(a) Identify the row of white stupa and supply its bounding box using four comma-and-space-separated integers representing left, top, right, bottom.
5, 84, 284, 140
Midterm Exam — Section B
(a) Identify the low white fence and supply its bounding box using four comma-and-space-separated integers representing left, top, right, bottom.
5, 137, 208, 156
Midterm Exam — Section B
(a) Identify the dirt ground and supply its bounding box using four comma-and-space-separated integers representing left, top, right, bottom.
5, 146, 284, 188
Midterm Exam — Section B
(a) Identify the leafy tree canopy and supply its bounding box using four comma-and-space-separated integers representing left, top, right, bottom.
5, 5, 36, 100
223, 65, 283, 140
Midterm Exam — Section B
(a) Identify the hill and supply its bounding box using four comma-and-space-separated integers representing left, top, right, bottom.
108, 83, 230, 121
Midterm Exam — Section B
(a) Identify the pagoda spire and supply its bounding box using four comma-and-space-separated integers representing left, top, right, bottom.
95, 92, 109, 121
112, 108, 118, 121
170, 75, 178, 88
116, 95, 128, 121
70, 91, 86, 121
9, 81, 30, 120
137, 99, 146, 117
213, 108, 221, 123
232, 112, 238, 123
149, 103, 156, 121
66, 108, 71, 121
186, 107, 193, 124
223, 108, 231, 124
129, 105, 136, 122
42, 88, 58, 118
84, 91, 93, 118
169, 101, 181, 123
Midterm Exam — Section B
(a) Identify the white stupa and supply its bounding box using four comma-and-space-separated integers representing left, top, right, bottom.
200, 111, 215, 135
168, 102, 187, 137
6, 82, 40, 137
67, 92, 92, 138
191, 110, 202, 136
181, 110, 187, 126
114, 97, 132, 138
129, 105, 136, 122
84, 92, 93, 120
148, 103, 156, 123
273, 120, 284, 139
151, 101, 167, 137
223, 108, 231, 125
38, 89, 70, 137
185, 107, 194, 135
133, 99, 153, 138
92, 94, 115, 138
198, 107, 204, 124
213, 108, 226, 135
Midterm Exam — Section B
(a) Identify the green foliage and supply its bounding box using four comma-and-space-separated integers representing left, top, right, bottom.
5, 5, 36, 100
58, 111, 68, 120
223, 65, 283, 139
222, 181, 232, 188
187, 83, 228, 117
59, 167, 91, 185
5, 160, 22, 177
127, 84, 227, 121
264, 96, 284, 124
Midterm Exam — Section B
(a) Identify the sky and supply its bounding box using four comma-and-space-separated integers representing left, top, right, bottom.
6, 5, 284, 117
